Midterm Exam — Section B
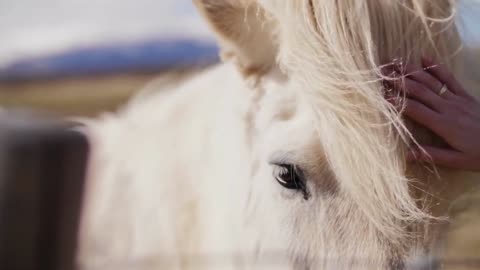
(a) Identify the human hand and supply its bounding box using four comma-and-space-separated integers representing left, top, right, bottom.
387, 57, 480, 171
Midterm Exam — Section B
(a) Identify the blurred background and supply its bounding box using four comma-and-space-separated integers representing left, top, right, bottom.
0, 0, 219, 116
0, 0, 479, 266
0, 0, 479, 116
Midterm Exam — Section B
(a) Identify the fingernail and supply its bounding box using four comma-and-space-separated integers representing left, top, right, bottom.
422, 56, 435, 67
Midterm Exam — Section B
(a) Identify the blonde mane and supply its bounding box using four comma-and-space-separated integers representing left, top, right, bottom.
78, 1, 477, 269
270, 0, 461, 246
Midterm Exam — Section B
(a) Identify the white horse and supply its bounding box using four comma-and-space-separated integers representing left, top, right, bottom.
77, 1, 480, 269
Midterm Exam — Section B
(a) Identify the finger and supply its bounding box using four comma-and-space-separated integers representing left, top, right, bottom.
403, 98, 444, 135
380, 64, 397, 76
381, 65, 402, 100
394, 78, 445, 112
380, 64, 401, 83
408, 145, 469, 169
403, 63, 453, 99
422, 57, 469, 97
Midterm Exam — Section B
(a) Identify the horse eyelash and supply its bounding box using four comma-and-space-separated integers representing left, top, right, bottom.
272, 163, 311, 200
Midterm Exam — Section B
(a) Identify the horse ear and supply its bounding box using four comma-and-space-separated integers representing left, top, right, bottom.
193, 0, 277, 76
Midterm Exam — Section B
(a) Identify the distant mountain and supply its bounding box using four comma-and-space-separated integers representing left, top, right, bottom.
0, 39, 219, 81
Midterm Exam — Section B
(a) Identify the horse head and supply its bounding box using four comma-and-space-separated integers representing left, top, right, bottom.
193, 0, 475, 268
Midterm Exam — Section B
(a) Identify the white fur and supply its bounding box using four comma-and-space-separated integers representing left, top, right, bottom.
77, 1, 480, 269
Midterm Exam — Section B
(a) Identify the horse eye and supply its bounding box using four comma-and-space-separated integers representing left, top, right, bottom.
273, 164, 309, 199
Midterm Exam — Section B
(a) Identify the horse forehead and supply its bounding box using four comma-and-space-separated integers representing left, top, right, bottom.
256, 69, 298, 116
257, 94, 317, 156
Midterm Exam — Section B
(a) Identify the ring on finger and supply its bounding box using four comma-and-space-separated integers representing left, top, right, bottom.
438, 84, 449, 97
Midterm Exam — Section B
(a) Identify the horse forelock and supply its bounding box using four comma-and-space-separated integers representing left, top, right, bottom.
264, 0, 461, 247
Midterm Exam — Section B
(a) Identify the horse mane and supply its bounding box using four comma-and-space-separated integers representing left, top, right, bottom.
271, 0, 461, 247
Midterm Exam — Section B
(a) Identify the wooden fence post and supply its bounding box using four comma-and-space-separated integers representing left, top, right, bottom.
0, 112, 89, 270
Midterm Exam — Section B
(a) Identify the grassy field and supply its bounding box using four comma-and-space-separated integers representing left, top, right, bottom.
0, 68, 479, 268
0, 70, 196, 117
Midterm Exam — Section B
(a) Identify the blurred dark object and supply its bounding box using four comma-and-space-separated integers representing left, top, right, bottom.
0, 112, 89, 270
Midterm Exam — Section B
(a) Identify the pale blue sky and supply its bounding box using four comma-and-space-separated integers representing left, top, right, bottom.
0, 0, 478, 66
0, 0, 212, 65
